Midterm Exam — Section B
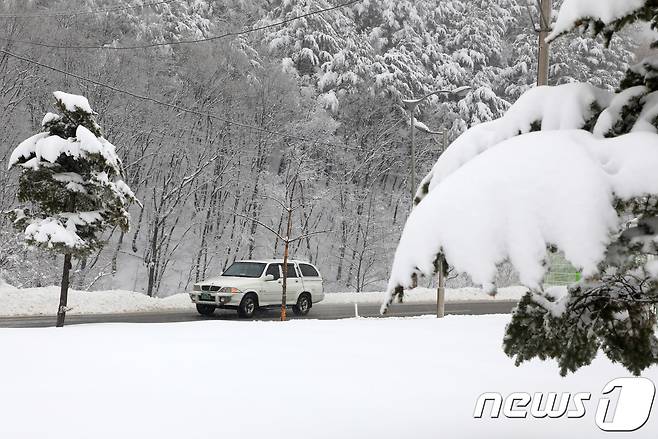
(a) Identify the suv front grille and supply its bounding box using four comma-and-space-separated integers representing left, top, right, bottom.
201, 285, 220, 292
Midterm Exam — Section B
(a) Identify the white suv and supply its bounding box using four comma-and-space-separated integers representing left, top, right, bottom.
189, 259, 324, 318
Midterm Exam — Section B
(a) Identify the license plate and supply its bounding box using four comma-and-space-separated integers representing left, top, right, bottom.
200, 293, 214, 301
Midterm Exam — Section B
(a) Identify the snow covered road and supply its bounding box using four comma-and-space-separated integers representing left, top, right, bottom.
0, 315, 656, 439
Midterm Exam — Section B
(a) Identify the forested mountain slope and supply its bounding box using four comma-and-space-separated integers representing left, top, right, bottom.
0, 0, 636, 294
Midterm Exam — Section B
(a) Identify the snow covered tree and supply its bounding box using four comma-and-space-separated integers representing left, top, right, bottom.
6, 91, 137, 326
503, 1, 658, 375
382, 0, 658, 376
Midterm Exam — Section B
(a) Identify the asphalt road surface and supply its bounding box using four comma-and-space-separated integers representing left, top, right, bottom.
0, 300, 517, 328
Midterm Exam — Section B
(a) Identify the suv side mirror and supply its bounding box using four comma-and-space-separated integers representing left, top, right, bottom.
264, 274, 275, 281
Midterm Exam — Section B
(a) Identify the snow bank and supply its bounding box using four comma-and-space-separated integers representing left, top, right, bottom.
0, 278, 15, 290
388, 130, 658, 302
416, 83, 611, 201
549, 0, 647, 40
0, 316, 656, 438
323, 286, 527, 304
0, 286, 193, 317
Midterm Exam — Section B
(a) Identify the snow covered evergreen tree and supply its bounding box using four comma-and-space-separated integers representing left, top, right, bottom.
381, 0, 658, 376
6, 91, 137, 326
503, 0, 658, 375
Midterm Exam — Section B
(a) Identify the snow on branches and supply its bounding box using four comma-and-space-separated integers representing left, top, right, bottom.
549, 0, 654, 45
391, 79, 658, 311
385, 130, 658, 302
6, 91, 137, 255
413, 83, 613, 205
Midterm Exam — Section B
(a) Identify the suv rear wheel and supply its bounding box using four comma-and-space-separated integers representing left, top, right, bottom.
196, 304, 216, 316
238, 294, 258, 318
293, 293, 311, 316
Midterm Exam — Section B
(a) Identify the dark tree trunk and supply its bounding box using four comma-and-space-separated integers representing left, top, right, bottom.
56, 253, 72, 327
146, 221, 159, 297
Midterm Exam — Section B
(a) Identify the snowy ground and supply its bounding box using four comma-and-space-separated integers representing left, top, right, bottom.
0, 315, 655, 438
0, 284, 526, 317
0, 284, 193, 316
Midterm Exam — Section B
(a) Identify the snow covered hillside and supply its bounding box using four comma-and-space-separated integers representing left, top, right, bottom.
0, 315, 655, 438
0, 284, 526, 317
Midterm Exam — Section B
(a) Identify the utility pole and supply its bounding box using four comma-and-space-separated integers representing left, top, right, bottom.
280, 206, 292, 321
537, 0, 552, 86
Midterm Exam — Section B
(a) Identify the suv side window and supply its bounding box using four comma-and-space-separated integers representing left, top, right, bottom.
299, 263, 319, 277
266, 264, 280, 280
284, 263, 298, 278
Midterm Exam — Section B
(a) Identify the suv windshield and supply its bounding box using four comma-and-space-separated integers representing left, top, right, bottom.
221, 262, 266, 278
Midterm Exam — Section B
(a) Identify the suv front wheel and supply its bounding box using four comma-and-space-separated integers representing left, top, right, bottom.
238, 294, 258, 318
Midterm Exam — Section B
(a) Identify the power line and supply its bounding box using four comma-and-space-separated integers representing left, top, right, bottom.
0, 48, 341, 148
0, 0, 361, 50
0, 0, 177, 18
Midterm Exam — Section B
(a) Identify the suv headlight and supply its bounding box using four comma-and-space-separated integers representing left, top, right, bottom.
219, 287, 242, 294
193, 284, 201, 291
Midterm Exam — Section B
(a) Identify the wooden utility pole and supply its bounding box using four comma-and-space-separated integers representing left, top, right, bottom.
537, 0, 552, 86
281, 207, 293, 321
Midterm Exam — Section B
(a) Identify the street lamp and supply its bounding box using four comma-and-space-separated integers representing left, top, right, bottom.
402, 85, 471, 206
402, 85, 471, 317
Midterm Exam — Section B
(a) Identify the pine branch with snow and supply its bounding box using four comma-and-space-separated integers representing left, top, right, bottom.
549, 0, 657, 47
